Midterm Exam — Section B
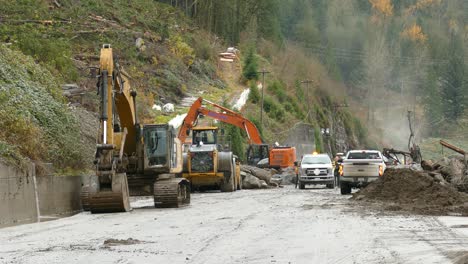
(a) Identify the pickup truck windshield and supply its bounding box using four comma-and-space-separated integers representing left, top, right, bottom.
347, 152, 381, 159
302, 155, 331, 164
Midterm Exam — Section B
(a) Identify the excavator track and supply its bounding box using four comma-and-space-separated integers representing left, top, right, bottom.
154, 177, 190, 208
89, 173, 131, 213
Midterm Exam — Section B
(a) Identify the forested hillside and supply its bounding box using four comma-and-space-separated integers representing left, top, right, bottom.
169, 0, 467, 150
2, 0, 464, 169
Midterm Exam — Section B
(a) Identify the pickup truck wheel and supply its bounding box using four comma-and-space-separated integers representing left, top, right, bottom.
299, 183, 305, 189
340, 183, 351, 195
326, 183, 334, 189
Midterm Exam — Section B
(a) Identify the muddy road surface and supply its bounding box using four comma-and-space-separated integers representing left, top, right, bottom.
1, 187, 467, 264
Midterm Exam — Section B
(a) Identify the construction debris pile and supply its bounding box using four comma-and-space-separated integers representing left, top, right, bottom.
353, 168, 468, 215
240, 165, 295, 189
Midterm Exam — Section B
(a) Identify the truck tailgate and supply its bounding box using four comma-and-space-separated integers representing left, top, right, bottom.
343, 161, 380, 177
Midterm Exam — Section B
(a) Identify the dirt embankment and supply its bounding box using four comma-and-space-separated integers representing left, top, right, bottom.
352, 168, 468, 215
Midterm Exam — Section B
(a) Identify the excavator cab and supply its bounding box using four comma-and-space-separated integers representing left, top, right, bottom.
192, 127, 218, 146
246, 144, 270, 167
143, 124, 182, 173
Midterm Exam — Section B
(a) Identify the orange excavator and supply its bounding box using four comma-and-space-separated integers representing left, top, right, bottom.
178, 97, 296, 169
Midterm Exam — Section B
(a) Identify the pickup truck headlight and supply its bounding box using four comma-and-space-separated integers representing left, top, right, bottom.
327, 168, 333, 175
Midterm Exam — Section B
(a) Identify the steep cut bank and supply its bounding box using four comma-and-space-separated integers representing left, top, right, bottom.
0, 45, 93, 171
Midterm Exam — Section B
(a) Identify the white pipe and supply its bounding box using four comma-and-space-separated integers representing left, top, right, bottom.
103, 121, 107, 144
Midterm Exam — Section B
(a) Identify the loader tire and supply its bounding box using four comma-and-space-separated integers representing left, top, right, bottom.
221, 170, 235, 192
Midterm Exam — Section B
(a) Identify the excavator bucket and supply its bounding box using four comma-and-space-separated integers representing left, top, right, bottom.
89, 173, 131, 213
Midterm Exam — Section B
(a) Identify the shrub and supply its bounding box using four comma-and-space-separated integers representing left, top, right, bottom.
15, 31, 78, 81
267, 80, 287, 103
263, 96, 274, 113
248, 82, 260, 103
168, 35, 195, 66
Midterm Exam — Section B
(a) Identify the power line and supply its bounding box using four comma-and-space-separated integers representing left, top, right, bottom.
304, 44, 451, 65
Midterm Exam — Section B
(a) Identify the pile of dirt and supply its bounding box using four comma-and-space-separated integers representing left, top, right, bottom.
352, 168, 468, 215
103, 238, 143, 247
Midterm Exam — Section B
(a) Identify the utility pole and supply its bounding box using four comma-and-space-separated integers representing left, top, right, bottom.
331, 101, 348, 155
257, 69, 270, 128
301, 80, 313, 120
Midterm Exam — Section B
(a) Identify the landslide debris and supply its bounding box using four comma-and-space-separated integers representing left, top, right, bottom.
352, 168, 468, 215
421, 155, 468, 192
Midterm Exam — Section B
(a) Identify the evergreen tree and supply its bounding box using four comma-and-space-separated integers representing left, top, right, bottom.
314, 127, 322, 153
227, 125, 245, 161
424, 68, 443, 135
441, 33, 465, 121
243, 46, 258, 80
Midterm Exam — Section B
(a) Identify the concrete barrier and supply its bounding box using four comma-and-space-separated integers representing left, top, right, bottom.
0, 162, 37, 227
36, 175, 82, 218
0, 161, 83, 228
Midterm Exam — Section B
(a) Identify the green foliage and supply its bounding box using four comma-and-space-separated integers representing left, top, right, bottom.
256, 0, 283, 44
242, 46, 259, 81
294, 80, 304, 100
0, 46, 84, 168
441, 33, 465, 121
290, 99, 304, 119
248, 82, 260, 103
227, 125, 245, 161
314, 105, 329, 128
175, 0, 284, 44
168, 35, 195, 66
263, 96, 285, 122
192, 35, 214, 61
353, 117, 367, 143
263, 96, 274, 113
340, 112, 354, 137
423, 69, 443, 135
267, 80, 287, 103
284, 102, 293, 112
314, 127, 322, 153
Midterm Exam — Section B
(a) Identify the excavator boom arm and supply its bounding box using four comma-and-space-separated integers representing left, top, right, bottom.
178, 97, 263, 144
98, 44, 137, 155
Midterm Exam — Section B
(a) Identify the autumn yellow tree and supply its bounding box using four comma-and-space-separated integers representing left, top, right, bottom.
401, 24, 428, 44
369, 0, 393, 17
405, 0, 442, 16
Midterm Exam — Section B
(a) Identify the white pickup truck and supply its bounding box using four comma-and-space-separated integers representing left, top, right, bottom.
339, 150, 386, 195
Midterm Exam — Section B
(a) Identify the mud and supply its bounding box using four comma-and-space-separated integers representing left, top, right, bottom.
353, 168, 468, 215
103, 238, 143, 247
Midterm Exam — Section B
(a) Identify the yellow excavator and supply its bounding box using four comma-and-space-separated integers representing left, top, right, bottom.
81, 44, 190, 213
